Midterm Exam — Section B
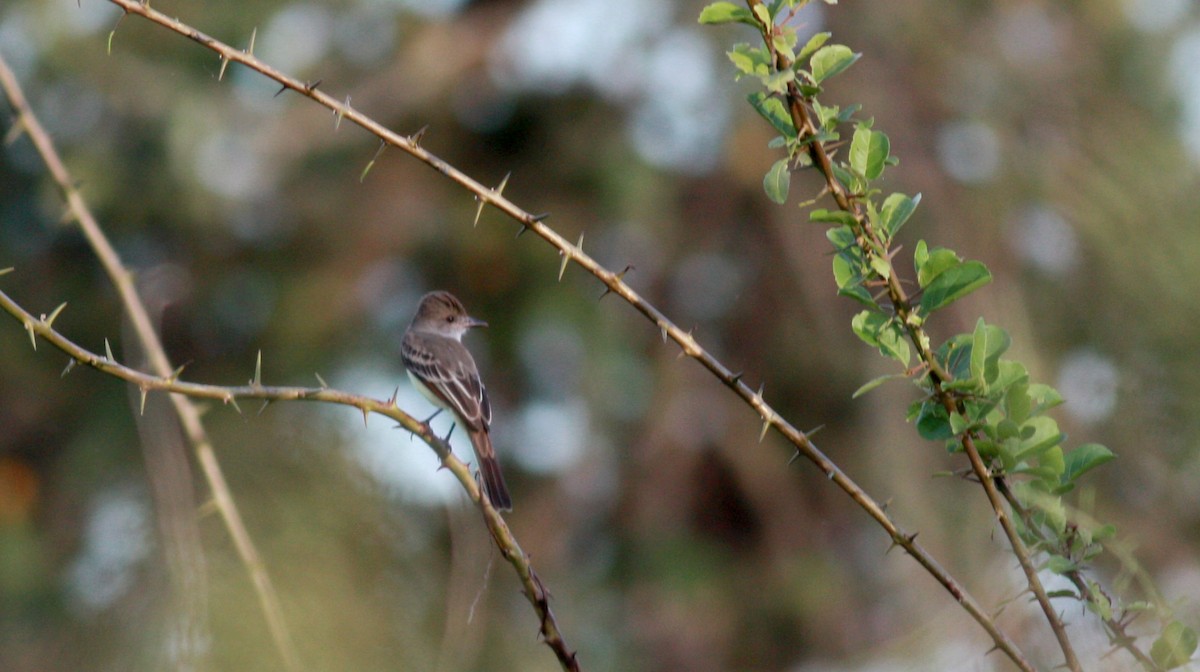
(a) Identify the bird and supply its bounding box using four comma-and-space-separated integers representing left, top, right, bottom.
401, 290, 512, 511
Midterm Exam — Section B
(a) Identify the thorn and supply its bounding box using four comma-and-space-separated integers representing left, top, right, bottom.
360, 141, 386, 183
42, 302, 67, 327
58, 207, 76, 226
514, 224, 529, 238
4, 119, 26, 146
444, 422, 457, 442
759, 416, 771, 442
253, 350, 262, 387
61, 358, 77, 378
387, 386, 400, 406
139, 386, 148, 416
196, 498, 219, 519
246, 27, 257, 56
615, 263, 634, 281
257, 400, 271, 416
804, 424, 826, 437
273, 83, 288, 98
169, 361, 189, 382
225, 395, 242, 415
104, 337, 114, 362
598, 286, 614, 301
473, 197, 487, 228
496, 171, 511, 195
314, 372, 328, 388
334, 96, 351, 131
787, 450, 801, 465
24, 320, 36, 350
423, 408, 444, 424
557, 250, 571, 282
362, 406, 369, 428
218, 55, 230, 81
107, 11, 126, 55
305, 79, 322, 93
660, 325, 668, 343
530, 212, 550, 223
0, 267, 13, 277
408, 124, 429, 145
730, 371, 744, 384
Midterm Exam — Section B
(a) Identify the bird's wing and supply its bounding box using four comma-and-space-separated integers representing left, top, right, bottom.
402, 332, 491, 430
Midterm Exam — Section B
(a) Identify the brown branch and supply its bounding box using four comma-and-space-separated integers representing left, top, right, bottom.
0, 287, 581, 672
746, 1, 1079, 668
0, 52, 302, 671
88, 1, 1037, 669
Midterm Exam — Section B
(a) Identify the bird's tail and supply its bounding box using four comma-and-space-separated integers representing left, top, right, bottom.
470, 430, 512, 511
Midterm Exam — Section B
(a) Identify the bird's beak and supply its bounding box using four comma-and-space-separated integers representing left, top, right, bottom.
465, 316, 488, 329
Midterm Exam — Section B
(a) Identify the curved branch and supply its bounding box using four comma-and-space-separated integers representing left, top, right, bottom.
0, 287, 581, 672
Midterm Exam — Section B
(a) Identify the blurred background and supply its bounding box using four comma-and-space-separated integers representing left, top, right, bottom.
2, 0, 1199, 670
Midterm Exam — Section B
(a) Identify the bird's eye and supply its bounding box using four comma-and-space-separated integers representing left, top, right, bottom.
445, 315, 455, 323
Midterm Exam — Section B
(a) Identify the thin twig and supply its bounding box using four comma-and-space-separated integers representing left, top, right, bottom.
92, 1, 1032, 668
0, 288, 580, 672
0, 53, 303, 671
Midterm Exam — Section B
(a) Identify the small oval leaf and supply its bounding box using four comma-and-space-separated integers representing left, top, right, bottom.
763, 158, 791, 204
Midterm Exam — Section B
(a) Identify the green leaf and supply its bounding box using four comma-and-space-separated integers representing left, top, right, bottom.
1152, 621, 1198, 670
728, 44, 772, 78
1039, 494, 1067, 534
747, 92, 797, 139
880, 192, 920, 239
949, 411, 969, 435
751, 2, 771, 25
1062, 443, 1115, 483
772, 30, 798, 61
826, 225, 855, 248
810, 45, 860, 83
877, 321, 910, 366
850, 124, 890, 181
919, 260, 992, 313
796, 31, 831, 62
915, 246, 961, 288
1028, 383, 1065, 412
1004, 379, 1032, 424
762, 68, 796, 94
763, 158, 791, 204
698, 2, 757, 25
832, 253, 876, 308
852, 373, 906, 398
1087, 586, 1113, 620
916, 402, 954, 441
869, 255, 891, 281
811, 209, 859, 227
1014, 416, 1064, 462
969, 319, 1011, 389
851, 310, 885, 347
1046, 554, 1077, 575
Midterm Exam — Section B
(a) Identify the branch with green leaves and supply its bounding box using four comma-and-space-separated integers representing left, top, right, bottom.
0, 283, 580, 672
701, 0, 1197, 670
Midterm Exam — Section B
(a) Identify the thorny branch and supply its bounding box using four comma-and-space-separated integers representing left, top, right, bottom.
0, 287, 581, 672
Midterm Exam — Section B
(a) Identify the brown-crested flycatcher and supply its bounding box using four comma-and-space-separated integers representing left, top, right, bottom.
402, 291, 512, 511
